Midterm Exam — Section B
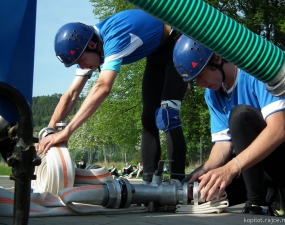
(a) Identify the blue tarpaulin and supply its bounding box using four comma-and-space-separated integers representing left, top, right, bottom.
0, 0, 37, 123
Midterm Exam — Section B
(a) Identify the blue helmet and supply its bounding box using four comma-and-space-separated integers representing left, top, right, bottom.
54, 22, 95, 67
173, 35, 213, 82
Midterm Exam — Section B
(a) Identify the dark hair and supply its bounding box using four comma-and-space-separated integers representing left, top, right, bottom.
208, 54, 228, 66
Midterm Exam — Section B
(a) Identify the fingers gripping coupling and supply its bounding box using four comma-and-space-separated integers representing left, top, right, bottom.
155, 100, 182, 132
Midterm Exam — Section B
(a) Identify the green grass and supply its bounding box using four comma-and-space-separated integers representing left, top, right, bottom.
0, 163, 12, 176
0, 161, 200, 177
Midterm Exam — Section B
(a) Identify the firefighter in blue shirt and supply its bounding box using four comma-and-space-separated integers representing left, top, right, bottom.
39, 10, 188, 182
174, 35, 285, 216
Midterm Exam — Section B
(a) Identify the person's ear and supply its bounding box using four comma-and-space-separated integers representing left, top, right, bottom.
87, 41, 97, 50
213, 54, 222, 65
217, 56, 223, 65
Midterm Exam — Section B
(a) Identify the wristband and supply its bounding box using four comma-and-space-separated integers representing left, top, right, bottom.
233, 157, 241, 178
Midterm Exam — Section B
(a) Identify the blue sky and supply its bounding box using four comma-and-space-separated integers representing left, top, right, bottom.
33, 0, 98, 97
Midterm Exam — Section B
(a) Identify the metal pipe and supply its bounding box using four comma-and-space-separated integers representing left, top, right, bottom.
101, 175, 188, 209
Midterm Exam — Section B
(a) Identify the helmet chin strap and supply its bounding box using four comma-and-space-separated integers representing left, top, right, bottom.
94, 50, 102, 72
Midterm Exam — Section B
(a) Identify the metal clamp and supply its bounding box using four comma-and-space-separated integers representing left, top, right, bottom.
265, 62, 285, 97
193, 182, 199, 205
38, 127, 57, 141
56, 121, 67, 131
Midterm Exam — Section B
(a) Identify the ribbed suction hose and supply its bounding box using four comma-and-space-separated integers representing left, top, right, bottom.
126, 0, 285, 96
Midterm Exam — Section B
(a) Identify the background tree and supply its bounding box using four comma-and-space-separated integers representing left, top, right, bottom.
32, 94, 83, 135
235, 0, 285, 50
207, 0, 285, 50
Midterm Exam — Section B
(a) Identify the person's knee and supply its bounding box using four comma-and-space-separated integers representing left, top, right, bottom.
230, 105, 261, 125
230, 105, 250, 122
229, 105, 263, 130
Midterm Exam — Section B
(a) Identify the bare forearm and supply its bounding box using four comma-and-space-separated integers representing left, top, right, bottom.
233, 124, 285, 172
223, 111, 285, 177
64, 78, 112, 136
48, 94, 77, 128
48, 76, 88, 128
65, 71, 116, 135
203, 141, 233, 171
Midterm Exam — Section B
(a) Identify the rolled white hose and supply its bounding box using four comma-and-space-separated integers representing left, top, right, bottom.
32, 143, 75, 196
0, 127, 146, 217
74, 167, 112, 186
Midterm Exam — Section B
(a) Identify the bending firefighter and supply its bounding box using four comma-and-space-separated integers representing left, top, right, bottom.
174, 35, 285, 216
39, 10, 188, 182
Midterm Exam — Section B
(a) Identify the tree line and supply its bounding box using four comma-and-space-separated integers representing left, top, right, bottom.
32, 0, 285, 165
32, 94, 83, 134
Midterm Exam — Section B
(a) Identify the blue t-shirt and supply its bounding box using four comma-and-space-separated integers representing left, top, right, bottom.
76, 9, 164, 76
206, 69, 285, 142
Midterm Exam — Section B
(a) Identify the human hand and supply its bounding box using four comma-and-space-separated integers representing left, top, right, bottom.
187, 168, 207, 199
197, 165, 235, 201
188, 168, 207, 184
39, 129, 70, 154
34, 143, 40, 151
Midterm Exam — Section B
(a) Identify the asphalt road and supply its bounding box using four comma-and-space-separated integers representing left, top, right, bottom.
0, 176, 13, 189
1, 176, 270, 225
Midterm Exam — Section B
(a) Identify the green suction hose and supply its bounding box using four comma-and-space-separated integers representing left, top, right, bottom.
126, 0, 285, 96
